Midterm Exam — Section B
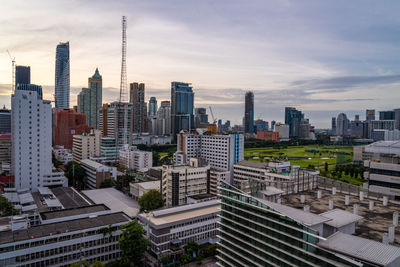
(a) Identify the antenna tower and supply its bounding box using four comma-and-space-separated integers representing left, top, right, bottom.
119, 16, 128, 102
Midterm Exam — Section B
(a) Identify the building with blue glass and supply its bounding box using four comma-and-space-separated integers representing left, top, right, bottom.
171, 82, 194, 139
55, 42, 70, 108
285, 107, 304, 138
244, 91, 254, 133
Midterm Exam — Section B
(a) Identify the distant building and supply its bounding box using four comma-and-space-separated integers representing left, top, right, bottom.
100, 137, 118, 163
15, 65, 30, 90
299, 118, 310, 139
0, 106, 11, 134
366, 109, 375, 121
130, 82, 147, 133
380, 110, 395, 120
53, 146, 73, 165
350, 115, 363, 138
331, 117, 336, 135
195, 107, 209, 127
162, 158, 210, 207
244, 91, 254, 133
55, 42, 70, 108
271, 120, 276, 131
77, 68, 102, 128
80, 159, 117, 189
53, 109, 92, 150
148, 97, 157, 118
72, 129, 101, 162
274, 123, 289, 140
0, 134, 11, 173
171, 82, 194, 138
256, 131, 279, 142
285, 107, 303, 138
130, 180, 160, 200
369, 120, 395, 133
156, 101, 171, 135
336, 113, 349, 136
254, 119, 268, 132
372, 129, 400, 141
119, 147, 152, 172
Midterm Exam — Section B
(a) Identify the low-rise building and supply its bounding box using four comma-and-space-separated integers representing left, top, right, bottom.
72, 129, 101, 163
162, 158, 210, 207
130, 180, 160, 200
119, 147, 152, 172
138, 200, 220, 258
53, 146, 73, 165
80, 159, 117, 189
256, 131, 279, 141
274, 123, 289, 141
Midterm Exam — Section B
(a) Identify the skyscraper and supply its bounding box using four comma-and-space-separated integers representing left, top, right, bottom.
15, 65, 30, 89
0, 106, 11, 134
55, 42, 70, 108
244, 91, 254, 133
285, 107, 303, 138
77, 68, 102, 128
130, 82, 147, 133
195, 107, 209, 127
379, 111, 395, 120
171, 82, 194, 138
336, 113, 349, 136
366, 109, 375, 121
331, 117, 337, 135
156, 101, 171, 135
148, 97, 157, 118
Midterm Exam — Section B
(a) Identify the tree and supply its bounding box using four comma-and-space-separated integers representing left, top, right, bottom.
180, 253, 192, 265
119, 219, 150, 266
100, 179, 115, 188
70, 261, 90, 267
0, 195, 18, 216
324, 162, 329, 172
185, 241, 199, 257
92, 261, 105, 267
153, 152, 161, 166
65, 161, 87, 189
138, 189, 163, 212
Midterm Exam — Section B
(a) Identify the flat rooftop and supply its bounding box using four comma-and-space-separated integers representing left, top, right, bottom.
0, 212, 129, 245
281, 189, 400, 244
40, 204, 109, 220
235, 160, 267, 169
51, 187, 91, 209
188, 193, 216, 200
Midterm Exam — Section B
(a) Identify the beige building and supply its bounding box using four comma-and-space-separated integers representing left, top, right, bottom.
80, 159, 117, 189
119, 147, 152, 172
162, 158, 210, 207
129, 180, 160, 200
72, 129, 101, 162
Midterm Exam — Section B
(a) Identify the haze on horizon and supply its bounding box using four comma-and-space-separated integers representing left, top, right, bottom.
1, 0, 400, 128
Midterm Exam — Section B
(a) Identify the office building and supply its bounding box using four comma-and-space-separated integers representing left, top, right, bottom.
0, 134, 11, 173
148, 97, 157, 118
12, 86, 67, 191
174, 132, 244, 172
366, 109, 376, 121
244, 91, 254, 133
77, 68, 102, 128
270, 120, 276, 131
256, 131, 279, 142
161, 158, 210, 207
194, 107, 209, 127
129, 180, 160, 200
372, 129, 400, 141
15, 65, 30, 89
171, 82, 194, 138
80, 159, 117, 189
0, 106, 11, 134
331, 117, 336, 135
99, 102, 132, 147
254, 119, 268, 132
72, 129, 102, 162
53, 109, 92, 149
156, 101, 171, 135
369, 120, 395, 134
119, 146, 152, 172
218, 182, 400, 266
130, 82, 147, 133
53, 146, 73, 165
336, 113, 349, 136
138, 200, 219, 258
380, 110, 395, 120
350, 115, 363, 138
285, 107, 303, 138
299, 118, 310, 139
100, 137, 118, 163
16, 84, 43, 99
209, 168, 231, 195
274, 123, 289, 140
55, 42, 70, 108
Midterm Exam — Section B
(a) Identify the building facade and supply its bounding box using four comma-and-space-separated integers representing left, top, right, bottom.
256, 131, 279, 142
77, 68, 102, 128
15, 65, 31, 90
130, 83, 147, 133
119, 147, 152, 172
0, 107, 11, 134
194, 107, 209, 127
285, 107, 303, 138
80, 159, 116, 189
55, 42, 70, 108
72, 129, 101, 162
244, 91, 254, 134
156, 101, 171, 136
148, 97, 157, 118
171, 82, 194, 139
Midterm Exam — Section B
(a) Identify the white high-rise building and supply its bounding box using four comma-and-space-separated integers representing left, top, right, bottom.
12, 88, 67, 191
119, 146, 152, 172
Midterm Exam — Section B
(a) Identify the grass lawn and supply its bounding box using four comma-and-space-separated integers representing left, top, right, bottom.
244, 145, 353, 168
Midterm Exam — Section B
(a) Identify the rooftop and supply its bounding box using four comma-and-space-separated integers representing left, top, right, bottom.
281, 189, 400, 243
80, 158, 106, 169
235, 160, 267, 169
40, 204, 109, 220
130, 180, 160, 190
82, 188, 139, 218
320, 209, 363, 228
0, 212, 129, 245
51, 187, 91, 209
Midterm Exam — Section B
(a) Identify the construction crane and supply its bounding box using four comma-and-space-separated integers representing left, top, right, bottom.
209, 106, 217, 124
6, 50, 15, 93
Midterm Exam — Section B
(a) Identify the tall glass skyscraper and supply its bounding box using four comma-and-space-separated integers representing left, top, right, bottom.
171, 82, 194, 138
244, 91, 254, 133
130, 82, 147, 133
15, 65, 30, 90
148, 97, 157, 118
55, 42, 70, 108
285, 107, 303, 138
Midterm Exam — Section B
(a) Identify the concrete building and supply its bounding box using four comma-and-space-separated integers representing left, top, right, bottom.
12, 86, 67, 191
331, 117, 336, 135
0, 107, 11, 134
244, 91, 254, 134
380, 110, 395, 120
53, 146, 73, 165
161, 158, 210, 207
130, 82, 147, 134
100, 137, 118, 163
256, 131, 279, 142
80, 159, 117, 189
53, 109, 92, 150
77, 68, 102, 128
55, 42, 70, 108
299, 118, 310, 139
336, 113, 350, 136
171, 82, 194, 139
285, 107, 304, 138
72, 129, 101, 162
131, 134, 171, 145
218, 182, 400, 267
148, 97, 157, 118
119, 146, 152, 172
156, 101, 171, 136
138, 200, 220, 258
274, 123, 289, 141
350, 114, 363, 138
366, 109, 376, 121
129, 180, 160, 200
174, 132, 244, 173
15, 65, 31, 90
194, 107, 209, 127
372, 129, 400, 141
0, 134, 11, 173
369, 120, 396, 133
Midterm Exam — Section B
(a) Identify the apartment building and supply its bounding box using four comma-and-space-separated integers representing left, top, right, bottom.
138, 200, 220, 258
161, 158, 210, 207
129, 180, 160, 200
72, 129, 101, 163
80, 159, 117, 189
0, 134, 11, 173
119, 147, 152, 172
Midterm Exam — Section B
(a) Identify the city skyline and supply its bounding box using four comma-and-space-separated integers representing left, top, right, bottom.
1, 1, 400, 127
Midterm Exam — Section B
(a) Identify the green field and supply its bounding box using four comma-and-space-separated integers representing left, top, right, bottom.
244, 145, 353, 168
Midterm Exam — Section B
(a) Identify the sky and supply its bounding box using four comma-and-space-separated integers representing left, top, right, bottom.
1, 0, 400, 128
